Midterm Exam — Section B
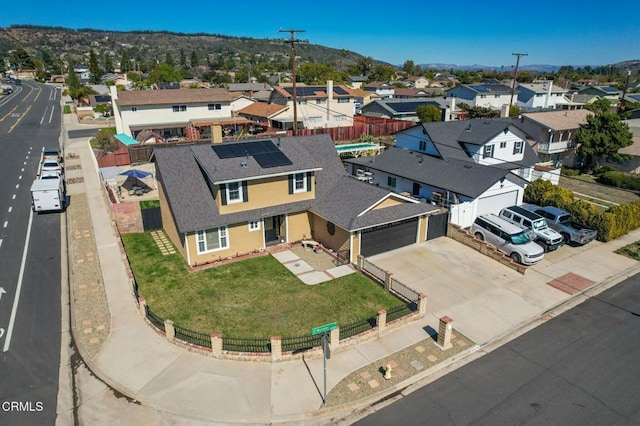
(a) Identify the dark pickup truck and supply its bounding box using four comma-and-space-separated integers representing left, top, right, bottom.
521, 204, 597, 245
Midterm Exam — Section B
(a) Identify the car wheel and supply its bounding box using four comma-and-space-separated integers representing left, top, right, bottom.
510, 252, 522, 264
561, 233, 571, 245
474, 232, 484, 241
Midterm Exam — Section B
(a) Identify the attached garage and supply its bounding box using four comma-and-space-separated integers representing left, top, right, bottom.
360, 218, 418, 257
476, 190, 518, 217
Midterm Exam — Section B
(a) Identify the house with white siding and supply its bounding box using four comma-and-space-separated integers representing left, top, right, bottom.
445, 83, 512, 110
516, 82, 567, 109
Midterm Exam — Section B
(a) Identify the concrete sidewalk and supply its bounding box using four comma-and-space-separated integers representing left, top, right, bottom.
61, 112, 640, 425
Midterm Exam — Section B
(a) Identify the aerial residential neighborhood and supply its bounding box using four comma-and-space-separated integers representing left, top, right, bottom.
1, 20, 640, 426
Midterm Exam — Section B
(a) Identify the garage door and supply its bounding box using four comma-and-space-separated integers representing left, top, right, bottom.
476, 190, 518, 217
361, 218, 418, 257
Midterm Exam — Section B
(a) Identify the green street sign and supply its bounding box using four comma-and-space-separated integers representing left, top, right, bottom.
311, 322, 337, 335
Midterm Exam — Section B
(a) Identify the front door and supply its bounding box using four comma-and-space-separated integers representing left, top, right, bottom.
412, 182, 421, 196
264, 215, 282, 245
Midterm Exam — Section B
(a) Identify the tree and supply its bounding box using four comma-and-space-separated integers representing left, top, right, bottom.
458, 103, 499, 119
416, 105, 442, 122
403, 60, 416, 75
180, 49, 187, 67
585, 98, 612, 114
66, 62, 80, 91
90, 127, 118, 153
150, 62, 182, 83
369, 64, 396, 82
165, 53, 174, 67
576, 111, 634, 169
10, 48, 34, 70
356, 56, 373, 76
190, 50, 199, 68
89, 50, 100, 84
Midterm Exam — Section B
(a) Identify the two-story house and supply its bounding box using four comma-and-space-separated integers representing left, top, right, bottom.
577, 85, 621, 107
516, 81, 567, 109
363, 82, 395, 99
110, 87, 255, 140
445, 83, 512, 110
513, 109, 592, 167
403, 76, 430, 89
344, 118, 537, 227
152, 134, 442, 267
266, 81, 356, 131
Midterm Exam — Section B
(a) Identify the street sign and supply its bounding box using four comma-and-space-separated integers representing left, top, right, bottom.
311, 322, 337, 336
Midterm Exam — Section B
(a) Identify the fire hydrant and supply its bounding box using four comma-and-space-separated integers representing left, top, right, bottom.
384, 364, 392, 380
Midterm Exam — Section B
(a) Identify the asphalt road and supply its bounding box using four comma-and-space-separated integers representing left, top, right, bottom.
0, 81, 64, 425
357, 273, 640, 425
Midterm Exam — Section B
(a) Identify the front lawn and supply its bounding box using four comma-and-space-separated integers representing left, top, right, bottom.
122, 233, 404, 338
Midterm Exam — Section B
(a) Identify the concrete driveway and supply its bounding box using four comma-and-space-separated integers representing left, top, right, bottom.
369, 238, 568, 343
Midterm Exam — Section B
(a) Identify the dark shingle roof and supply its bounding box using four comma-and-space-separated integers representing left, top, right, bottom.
345, 148, 516, 198
154, 134, 438, 234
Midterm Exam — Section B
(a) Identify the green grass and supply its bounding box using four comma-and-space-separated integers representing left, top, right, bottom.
122, 233, 404, 338
616, 241, 640, 261
140, 200, 160, 209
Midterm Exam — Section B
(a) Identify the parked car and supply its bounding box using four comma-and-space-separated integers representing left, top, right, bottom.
521, 204, 597, 245
40, 160, 63, 175
499, 205, 564, 252
42, 147, 61, 163
470, 214, 544, 265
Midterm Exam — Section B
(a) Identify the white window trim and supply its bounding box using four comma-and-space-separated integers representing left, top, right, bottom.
226, 181, 244, 204
293, 173, 307, 193
483, 144, 494, 159
196, 226, 229, 254
249, 220, 261, 232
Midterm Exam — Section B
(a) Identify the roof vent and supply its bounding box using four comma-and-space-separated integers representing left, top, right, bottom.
240, 161, 247, 168
466, 124, 472, 132
464, 164, 472, 169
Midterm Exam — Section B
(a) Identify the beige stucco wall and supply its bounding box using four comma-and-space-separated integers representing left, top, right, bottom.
310, 214, 349, 252
287, 211, 312, 242
158, 179, 187, 259
217, 174, 315, 214
185, 221, 264, 266
419, 215, 428, 242
372, 196, 405, 210
351, 232, 360, 263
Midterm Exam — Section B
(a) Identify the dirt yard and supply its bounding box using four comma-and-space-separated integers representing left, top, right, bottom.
558, 175, 640, 208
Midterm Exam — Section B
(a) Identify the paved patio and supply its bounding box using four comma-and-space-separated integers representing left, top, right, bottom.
272, 247, 355, 284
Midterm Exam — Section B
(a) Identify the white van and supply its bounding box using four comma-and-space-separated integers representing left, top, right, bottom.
470, 214, 544, 265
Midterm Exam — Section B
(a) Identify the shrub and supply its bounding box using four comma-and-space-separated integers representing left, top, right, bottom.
597, 171, 640, 191
560, 166, 580, 177
63, 105, 71, 114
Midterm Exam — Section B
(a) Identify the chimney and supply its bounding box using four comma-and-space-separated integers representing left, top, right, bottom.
326, 80, 334, 102
449, 97, 456, 121
500, 104, 509, 117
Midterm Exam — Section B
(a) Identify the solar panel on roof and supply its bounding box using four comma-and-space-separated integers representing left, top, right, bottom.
470, 85, 488, 92
333, 87, 348, 95
212, 140, 293, 168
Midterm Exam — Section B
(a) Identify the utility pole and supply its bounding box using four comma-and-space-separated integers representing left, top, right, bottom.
620, 69, 632, 113
280, 29, 305, 136
508, 52, 528, 114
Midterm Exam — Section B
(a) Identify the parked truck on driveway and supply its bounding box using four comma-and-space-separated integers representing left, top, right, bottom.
31, 177, 65, 213
522, 204, 597, 245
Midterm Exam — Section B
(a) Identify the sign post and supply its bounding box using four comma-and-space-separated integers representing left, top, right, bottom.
312, 322, 337, 406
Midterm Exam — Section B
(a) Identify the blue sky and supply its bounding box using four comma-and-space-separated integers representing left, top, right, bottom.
2, 1, 638, 67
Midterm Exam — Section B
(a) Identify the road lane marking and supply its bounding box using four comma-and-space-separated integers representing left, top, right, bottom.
48, 105, 55, 123
0, 238, 2, 248
8, 207, 12, 212
8, 104, 32, 133
3, 209, 34, 352
18, 175, 22, 180
3, 221, 7, 228
12, 194, 16, 200
15, 184, 19, 189
0, 105, 18, 122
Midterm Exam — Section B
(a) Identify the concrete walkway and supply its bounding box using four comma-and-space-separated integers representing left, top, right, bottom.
61, 111, 640, 424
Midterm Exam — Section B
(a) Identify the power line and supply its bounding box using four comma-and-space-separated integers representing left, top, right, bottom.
280, 29, 306, 136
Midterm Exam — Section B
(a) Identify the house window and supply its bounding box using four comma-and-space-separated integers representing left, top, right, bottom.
337, 98, 350, 103
483, 144, 494, 159
196, 226, 228, 253
172, 105, 187, 112
131, 107, 138, 112
494, 95, 500, 98
419, 141, 427, 151
226, 181, 243, 203
308, 116, 322, 124
500, 142, 507, 149
333, 114, 347, 121
513, 140, 524, 154
208, 103, 222, 110
293, 173, 307, 193
297, 99, 307, 105
316, 99, 326, 105
480, 94, 487, 99
387, 176, 397, 188
249, 220, 261, 231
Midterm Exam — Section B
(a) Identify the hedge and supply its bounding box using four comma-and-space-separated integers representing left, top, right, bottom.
524, 179, 640, 242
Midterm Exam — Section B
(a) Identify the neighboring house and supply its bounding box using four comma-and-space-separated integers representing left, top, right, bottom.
445, 83, 512, 110
347, 76, 368, 89
363, 81, 395, 99
110, 87, 254, 140
152, 134, 442, 267
516, 82, 567, 109
349, 88, 380, 114
359, 98, 451, 122
392, 88, 431, 99
403, 76, 430, 89
345, 147, 529, 228
513, 109, 592, 167
267, 81, 355, 130
228, 83, 273, 102
577, 85, 621, 106
602, 119, 640, 173
88, 94, 111, 109
237, 102, 287, 129
367, 117, 539, 226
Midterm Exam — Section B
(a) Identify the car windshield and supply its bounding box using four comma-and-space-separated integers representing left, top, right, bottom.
510, 231, 531, 245
43, 162, 59, 167
532, 220, 547, 230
